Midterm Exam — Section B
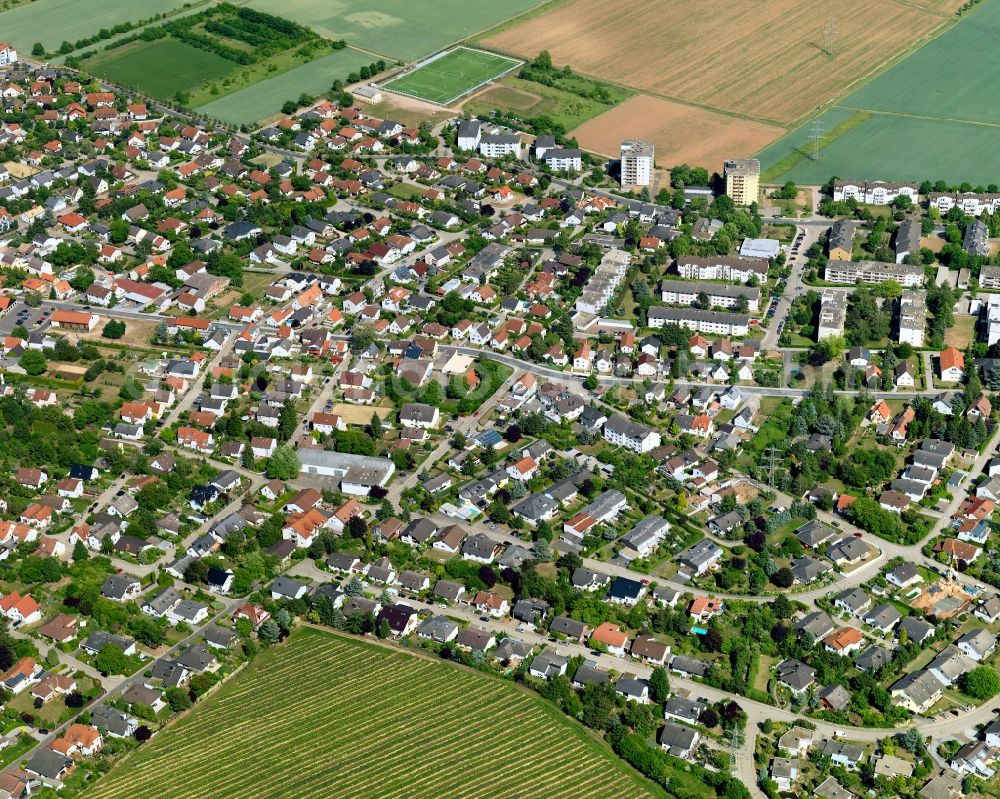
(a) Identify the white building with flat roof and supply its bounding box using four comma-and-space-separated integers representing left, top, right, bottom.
620, 140, 653, 188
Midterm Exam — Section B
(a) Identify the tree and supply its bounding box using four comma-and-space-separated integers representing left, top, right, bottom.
31, 42, 44, 56
267, 445, 300, 479
258, 619, 280, 644
65, 690, 85, 708
19, 350, 46, 376
184, 559, 209, 585
770, 567, 794, 588
165, 687, 192, 712
134, 725, 153, 742
368, 412, 384, 440
94, 644, 133, 676
649, 666, 670, 703
504, 423, 522, 443
961, 665, 1000, 700
584, 373, 598, 391
699, 707, 720, 728
102, 320, 126, 339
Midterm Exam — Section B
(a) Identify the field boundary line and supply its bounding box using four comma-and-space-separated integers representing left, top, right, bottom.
760, 110, 872, 182
834, 104, 1000, 129
472, 41, 789, 129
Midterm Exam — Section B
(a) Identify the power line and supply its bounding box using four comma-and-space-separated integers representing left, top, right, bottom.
825, 17, 837, 57
808, 120, 825, 161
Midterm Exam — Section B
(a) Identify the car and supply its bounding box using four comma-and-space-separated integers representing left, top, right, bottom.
853, 532, 863, 538
479, 616, 489, 623
516, 625, 526, 633
640, 579, 650, 585
38, 729, 49, 735
951, 709, 961, 716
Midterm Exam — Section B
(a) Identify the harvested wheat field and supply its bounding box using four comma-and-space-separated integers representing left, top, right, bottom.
571, 95, 784, 172
483, 0, 952, 124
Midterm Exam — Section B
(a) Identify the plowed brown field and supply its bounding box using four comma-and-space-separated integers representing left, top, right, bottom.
571, 94, 784, 173
483, 0, 952, 124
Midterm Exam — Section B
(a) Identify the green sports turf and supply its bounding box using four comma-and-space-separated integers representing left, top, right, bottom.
385, 47, 521, 105
82, 39, 236, 98
0, 0, 188, 53
760, 1, 1000, 184
244, 0, 548, 61
195, 48, 375, 125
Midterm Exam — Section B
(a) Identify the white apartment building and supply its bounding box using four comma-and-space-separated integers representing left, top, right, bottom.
620, 140, 653, 188
575, 250, 631, 314
929, 192, 1000, 217
456, 119, 481, 151
824, 260, 924, 288
478, 134, 523, 159
647, 307, 749, 336
817, 291, 847, 340
980, 265, 1000, 290
659, 280, 760, 312
832, 180, 918, 206
603, 415, 661, 454
897, 290, 926, 347
544, 148, 583, 171
0, 44, 16, 67
675, 255, 769, 284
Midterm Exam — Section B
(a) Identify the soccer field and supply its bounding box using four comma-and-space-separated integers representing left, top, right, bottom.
83, 628, 665, 799
760, 0, 1000, 183
385, 47, 522, 105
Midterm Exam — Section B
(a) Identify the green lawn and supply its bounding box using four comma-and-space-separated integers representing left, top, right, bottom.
0, 0, 188, 52
245, 0, 550, 61
759, 1, 1000, 184
82, 39, 236, 98
195, 48, 375, 125
386, 47, 520, 105
83, 627, 666, 799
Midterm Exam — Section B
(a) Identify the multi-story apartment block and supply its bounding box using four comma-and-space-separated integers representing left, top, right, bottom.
543, 148, 583, 171
897, 290, 926, 347
659, 280, 760, 312
824, 260, 924, 287
929, 191, 1000, 217
603, 415, 661, 454
478, 134, 523, 159
723, 158, 760, 206
575, 250, 631, 315
620, 140, 653, 188
832, 180, 918, 205
817, 291, 847, 340
675, 255, 769, 283
647, 307, 749, 336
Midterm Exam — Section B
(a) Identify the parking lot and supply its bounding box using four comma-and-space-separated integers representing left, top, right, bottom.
0, 301, 51, 336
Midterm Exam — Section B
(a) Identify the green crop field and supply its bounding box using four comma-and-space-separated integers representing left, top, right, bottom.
82, 39, 236, 99
84, 628, 665, 799
760, 0, 1000, 184
385, 47, 521, 105
244, 0, 550, 61
196, 48, 375, 125
0, 0, 188, 53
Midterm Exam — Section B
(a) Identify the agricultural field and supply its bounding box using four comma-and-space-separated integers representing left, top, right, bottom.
0, 0, 187, 53
571, 94, 785, 174
84, 628, 665, 799
195, 47, 375, 125
81, 39, 236, 99
760, 0, 1000, 184
385, 47, 521, 105
463, 75, 632, 131
245, 0, 550, 62
481, 0, 953, 125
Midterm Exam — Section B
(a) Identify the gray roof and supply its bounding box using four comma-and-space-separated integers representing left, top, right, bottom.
855, 644, 892, 672
777, 658, 816, 691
